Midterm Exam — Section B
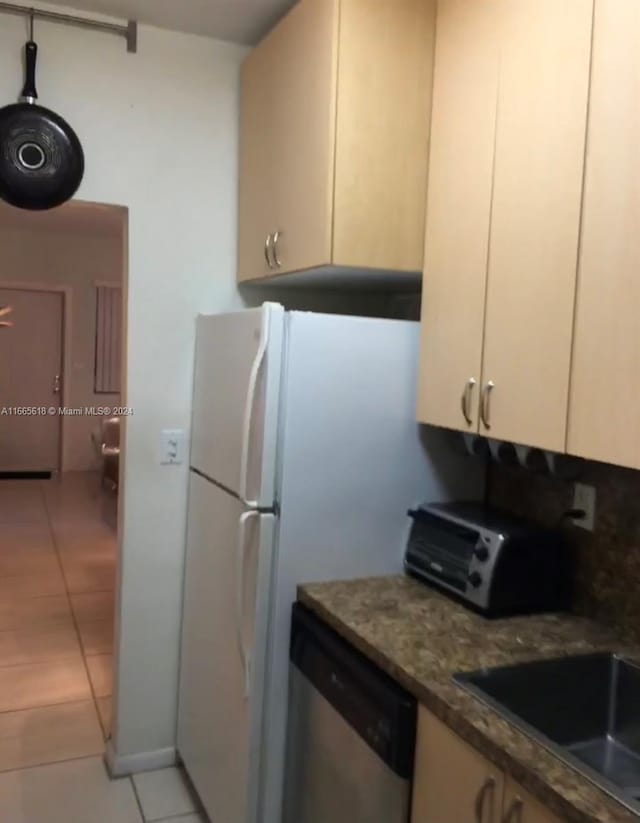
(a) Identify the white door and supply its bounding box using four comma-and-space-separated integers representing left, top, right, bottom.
0, 288, 63, 472
178, 471, 275, 823
190, 303, 284, 506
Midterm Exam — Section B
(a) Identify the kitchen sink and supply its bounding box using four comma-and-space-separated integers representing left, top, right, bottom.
454, 653, 640, 814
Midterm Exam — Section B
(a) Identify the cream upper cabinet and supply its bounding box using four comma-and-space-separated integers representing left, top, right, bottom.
413, 707, 565, 823
237, 0, 436, 283
567, 0, 640, 470
411, 707, 504, 823
480, 0, 593, 452
416, 0, 500, 432
417, 0, 593, 451
237, 26, 281, 281
265, 0, 338, 276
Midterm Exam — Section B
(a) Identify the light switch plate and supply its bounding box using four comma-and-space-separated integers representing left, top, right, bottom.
572, 482, 596, 531
160, 429, 186, 465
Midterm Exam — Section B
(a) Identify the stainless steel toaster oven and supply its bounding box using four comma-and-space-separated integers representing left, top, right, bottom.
404, 502, 571, 616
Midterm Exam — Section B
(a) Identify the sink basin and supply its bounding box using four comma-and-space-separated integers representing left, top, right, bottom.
454, 653, 640, 814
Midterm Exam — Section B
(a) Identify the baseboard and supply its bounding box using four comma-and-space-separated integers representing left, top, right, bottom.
104, 741, 177, 776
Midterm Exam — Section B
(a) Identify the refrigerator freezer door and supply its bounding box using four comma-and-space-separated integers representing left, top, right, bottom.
190, 303, 284, 506
178, 471, 276, 823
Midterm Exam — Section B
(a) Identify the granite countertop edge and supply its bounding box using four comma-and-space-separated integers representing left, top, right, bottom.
297, 577, 639, 823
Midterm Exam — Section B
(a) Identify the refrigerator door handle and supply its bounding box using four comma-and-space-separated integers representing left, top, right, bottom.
239, 307, 271, 507
236, 509, 260, 699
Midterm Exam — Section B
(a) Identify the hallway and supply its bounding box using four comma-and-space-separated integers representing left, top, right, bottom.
0, 473, 206, 822
0, 471, 116, 770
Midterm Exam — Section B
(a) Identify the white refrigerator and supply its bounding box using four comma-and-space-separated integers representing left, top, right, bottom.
177, 303, 484, 823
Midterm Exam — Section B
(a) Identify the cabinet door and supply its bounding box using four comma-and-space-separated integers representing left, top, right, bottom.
416, 0, 500, 431
411, 707, 504, 823
479, 0, 593, 451
568, 0, 640, 469
268, 0, 338, 276
332, 0, 436, 273
237, 28, 280, 282
502, 779, 565, 823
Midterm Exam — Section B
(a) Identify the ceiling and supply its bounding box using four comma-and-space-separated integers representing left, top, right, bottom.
32, 0, 296, 45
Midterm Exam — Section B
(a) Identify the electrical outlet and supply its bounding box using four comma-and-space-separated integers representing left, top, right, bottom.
572, 482, 596, 531
160, 429, 186, 465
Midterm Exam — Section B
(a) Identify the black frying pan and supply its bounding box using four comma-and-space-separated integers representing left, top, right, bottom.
0, 39, 84, 211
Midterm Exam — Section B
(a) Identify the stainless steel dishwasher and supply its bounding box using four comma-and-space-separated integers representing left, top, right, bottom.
283, 603, 416, 823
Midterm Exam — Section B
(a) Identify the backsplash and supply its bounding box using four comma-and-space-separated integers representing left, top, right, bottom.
489, 459, 640, 643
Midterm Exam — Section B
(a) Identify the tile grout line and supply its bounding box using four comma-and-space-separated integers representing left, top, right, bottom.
128, 773, 198, 823
0, 652, 85, 673
129, 772, 147, 823
0, 696, 98, 717
40, 479, 107, 735
0, 750, 109, 778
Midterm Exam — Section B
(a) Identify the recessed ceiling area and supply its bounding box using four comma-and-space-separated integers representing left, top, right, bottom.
26, 0, 296, 45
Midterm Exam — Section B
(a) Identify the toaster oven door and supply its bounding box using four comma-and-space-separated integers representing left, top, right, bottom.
405, 511, 482, 597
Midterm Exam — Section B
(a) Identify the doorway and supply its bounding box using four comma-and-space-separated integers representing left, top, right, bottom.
0, 287, 64, 474
0, 200, 127, 770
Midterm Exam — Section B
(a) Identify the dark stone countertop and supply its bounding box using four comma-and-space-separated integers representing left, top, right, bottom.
298, 575, 639, 823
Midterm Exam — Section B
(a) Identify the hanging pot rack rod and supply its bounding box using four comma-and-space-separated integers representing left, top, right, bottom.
0, 2, 137, 52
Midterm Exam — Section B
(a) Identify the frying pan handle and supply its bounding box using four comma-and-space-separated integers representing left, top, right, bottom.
21, 41, 38, 102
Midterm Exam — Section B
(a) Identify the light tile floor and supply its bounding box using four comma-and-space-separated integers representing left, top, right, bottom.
0, 758, 206, 823
0, 474, 209, 822
0, 472, 115, 769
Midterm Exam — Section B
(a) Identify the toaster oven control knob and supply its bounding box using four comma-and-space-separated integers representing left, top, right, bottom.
473, 545, 490, 562
467, 571, 483, 589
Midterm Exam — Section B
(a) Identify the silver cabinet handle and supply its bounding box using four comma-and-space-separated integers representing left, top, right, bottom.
475, 776, 496, 823
264, 234, 274, 269
53, 374, 61, 394
272, 230, 283, 268
480, 381, 495, 430
502, 797, 523, 823
460, 377, 476, 425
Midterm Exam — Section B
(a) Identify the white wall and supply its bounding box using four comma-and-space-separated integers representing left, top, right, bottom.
0, 3, 247, 763
0, 220, 124, 470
